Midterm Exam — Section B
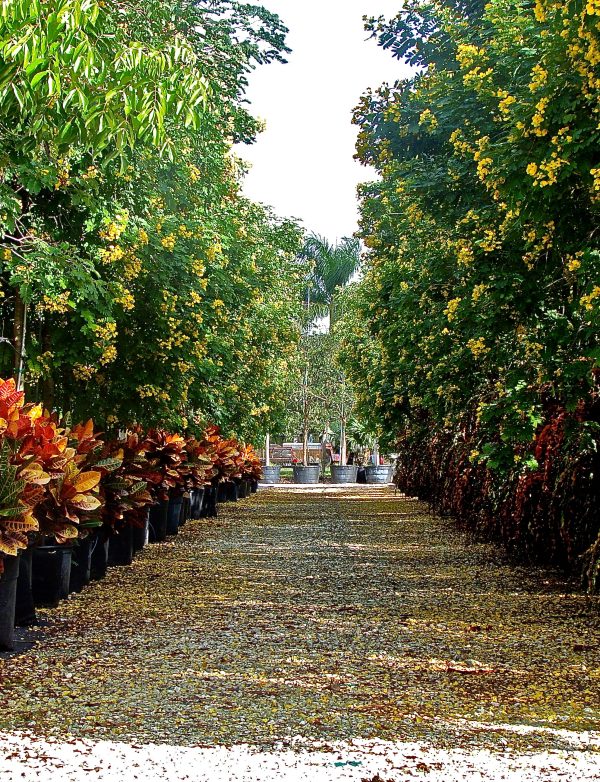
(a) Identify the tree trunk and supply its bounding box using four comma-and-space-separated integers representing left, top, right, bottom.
13, 292, 26, 391
41, 321, 54, 411
339, 376, 347, 466
340, 419, 347, 467
302, 365, 309, 465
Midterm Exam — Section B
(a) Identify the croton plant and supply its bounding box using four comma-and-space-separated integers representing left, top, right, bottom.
0, 379, 261, 570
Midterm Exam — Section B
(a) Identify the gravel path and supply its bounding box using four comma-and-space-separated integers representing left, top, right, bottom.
0, 485, 598, 779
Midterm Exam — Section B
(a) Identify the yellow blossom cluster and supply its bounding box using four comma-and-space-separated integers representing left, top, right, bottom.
99, 212, 128, 242
529, 64, 548, 92
115, 287, 135, 311
161, 233, 176, 251
580, 285, 600, 310
456, 242, 474, 266
467, 337, 490, 358
566, 252, 584, 272
496, 90, 516, 117
137, 385, 170, 401
99, 245, 125, 264
418, 108, 439, 132
530, 96, 549, 136
37, 291, 72, 314
526, 157, 567, 187
445, 297, 461, 321
73, 363, 96, 381
472, 284, 488, 302
54, 157, 70, 189
81, 166, 99, 180
188, 164, 201, 182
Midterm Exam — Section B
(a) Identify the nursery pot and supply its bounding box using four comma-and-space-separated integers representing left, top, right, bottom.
0, 554, 20, 650
132, 510, 150, 553
190, 488, 205, 520
216, 482, 229, 503
180, 496, 191, 526
167, 496, 183, 536
364, 465, 393, 484
330, 464, 358, 484
90, 532, 110, 581
201, 486, 218, 518
149, 500, 169, 543
107, 525, 134, 566
251, 480, 258, 494
69, 534, 96, 593
15, 548, 36, 627
292, 464, 320, 484
32, 545, 73, 607
261, 465, 281, 484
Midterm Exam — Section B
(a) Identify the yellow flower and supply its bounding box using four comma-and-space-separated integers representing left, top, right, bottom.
526, 162, 538, 177
467, 337, 490, 358
161, 234, 176, 251
445, 297, 461, 322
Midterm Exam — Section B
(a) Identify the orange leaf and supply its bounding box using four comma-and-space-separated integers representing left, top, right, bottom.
72, 471, 101, 492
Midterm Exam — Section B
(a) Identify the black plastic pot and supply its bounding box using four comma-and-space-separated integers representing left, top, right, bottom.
216, 482, 228, 503
90, 533, 110, 580
15, 548, 36, 627
32, 545, 73, 607
201, 486, 218, 518
108, 525, 134, 566
166, 496, 183, 536
69, 534, 96, 593
251, 480, 258, 494
149, 500, 169, 543
0, 554, 20, 650
190, 488, 205, 520
240, 480, 251, 499
132, 510, 150, 553
180, 496, 191, 526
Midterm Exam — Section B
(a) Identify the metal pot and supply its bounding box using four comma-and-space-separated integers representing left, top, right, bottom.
292, 464, 320, 484
364, 465, 393, 484
261, 465, 281, 484
330, 464, 358, 484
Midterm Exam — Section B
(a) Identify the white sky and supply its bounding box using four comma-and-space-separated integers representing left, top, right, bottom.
237, 1, 413, 242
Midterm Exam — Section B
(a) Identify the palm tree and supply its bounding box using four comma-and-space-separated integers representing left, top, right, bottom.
300, 234, 361, 467
302, 234, 361, 328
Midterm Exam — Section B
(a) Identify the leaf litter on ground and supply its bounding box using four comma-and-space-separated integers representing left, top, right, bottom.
0, 486, 598, 779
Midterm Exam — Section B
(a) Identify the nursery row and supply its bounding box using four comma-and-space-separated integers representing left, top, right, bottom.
341, 1, 600, 591
0, 377, 262, 650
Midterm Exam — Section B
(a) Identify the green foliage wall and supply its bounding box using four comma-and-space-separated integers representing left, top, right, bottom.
0, 0, 304, 441
343, 0, 600, 589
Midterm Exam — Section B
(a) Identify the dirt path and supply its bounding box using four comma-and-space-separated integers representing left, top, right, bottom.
0, 486, 598, 779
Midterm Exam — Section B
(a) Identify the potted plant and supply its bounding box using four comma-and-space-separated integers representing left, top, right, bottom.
0, 442, 43, 649
261, 433, 281, 484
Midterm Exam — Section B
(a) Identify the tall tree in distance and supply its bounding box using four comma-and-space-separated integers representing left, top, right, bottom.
301, 234, 361, 466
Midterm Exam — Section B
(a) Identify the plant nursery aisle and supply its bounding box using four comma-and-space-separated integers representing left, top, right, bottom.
0, 486, 598, 781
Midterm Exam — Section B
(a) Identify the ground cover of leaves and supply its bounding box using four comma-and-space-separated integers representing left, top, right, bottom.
0, 485, 598, 768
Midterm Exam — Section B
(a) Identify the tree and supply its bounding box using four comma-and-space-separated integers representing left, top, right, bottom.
300, 234, 361, 464
343, 0, 600, 589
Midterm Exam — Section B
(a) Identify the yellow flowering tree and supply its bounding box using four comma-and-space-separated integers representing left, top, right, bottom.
344, 0, 600, 589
